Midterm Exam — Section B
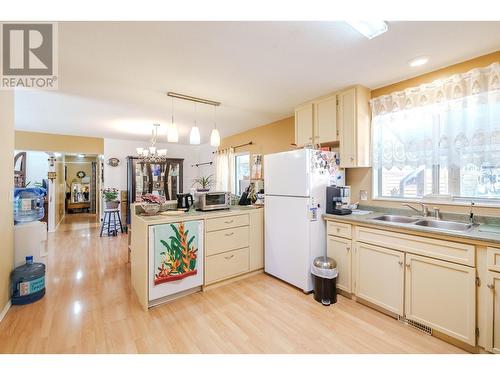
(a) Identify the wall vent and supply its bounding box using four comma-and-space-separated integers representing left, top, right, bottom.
398, 315, 433, 335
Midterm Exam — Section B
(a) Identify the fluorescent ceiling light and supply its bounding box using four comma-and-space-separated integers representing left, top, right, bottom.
347, 21, 388, 39
409, 56, 429, 67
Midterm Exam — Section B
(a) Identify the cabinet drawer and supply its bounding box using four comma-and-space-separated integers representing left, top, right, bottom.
355, 226, 475, 267
206, 226, 249, 256
206, 214, 249, 232
487, 247, 500, 272
205, 247, 249, 284
327, 221, 352, 239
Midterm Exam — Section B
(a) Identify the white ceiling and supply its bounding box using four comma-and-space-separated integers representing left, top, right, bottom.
15, 21, 500, 142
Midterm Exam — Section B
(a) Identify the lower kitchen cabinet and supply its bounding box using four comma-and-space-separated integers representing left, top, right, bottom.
405, 253, 476, 346
327, 235, 352, 293
355, 242, 404, 316
487, 272, 500, 353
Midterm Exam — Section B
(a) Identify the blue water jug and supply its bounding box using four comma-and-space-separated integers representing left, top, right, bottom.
12, 256, 46, 305
14, 187, 47, 224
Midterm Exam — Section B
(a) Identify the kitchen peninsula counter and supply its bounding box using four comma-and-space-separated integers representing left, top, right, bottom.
130, 205, 264, 310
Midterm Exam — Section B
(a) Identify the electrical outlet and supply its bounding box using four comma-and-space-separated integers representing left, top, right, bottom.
360, 190, 368, 201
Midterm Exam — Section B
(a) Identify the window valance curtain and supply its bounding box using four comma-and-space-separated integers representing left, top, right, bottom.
371, 63, 500, 170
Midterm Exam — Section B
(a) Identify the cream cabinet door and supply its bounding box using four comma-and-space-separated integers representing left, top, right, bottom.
355, 242, 404, 315
314, 95, 337, 144
487, 272, 500, 353
327, 235, 351, 293
338, 87, 357, 168
405, 253, 476, 345
294, 103, 314, 147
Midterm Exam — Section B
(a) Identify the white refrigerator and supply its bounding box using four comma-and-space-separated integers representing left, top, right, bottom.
264, 149, 344, 293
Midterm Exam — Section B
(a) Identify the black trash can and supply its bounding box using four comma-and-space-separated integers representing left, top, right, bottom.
311, 256, 338, 306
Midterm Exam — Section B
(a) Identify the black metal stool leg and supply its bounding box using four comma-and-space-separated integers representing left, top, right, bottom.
117, 211, 124, 233
100, 212, 107, 237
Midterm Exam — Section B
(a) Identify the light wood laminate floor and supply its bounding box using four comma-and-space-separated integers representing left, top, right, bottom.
0, 215, 466, 354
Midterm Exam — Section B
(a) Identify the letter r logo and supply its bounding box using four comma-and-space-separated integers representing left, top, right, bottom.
2, 23, 53, 76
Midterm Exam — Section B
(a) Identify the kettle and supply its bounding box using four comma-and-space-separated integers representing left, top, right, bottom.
177, 193, 194, 211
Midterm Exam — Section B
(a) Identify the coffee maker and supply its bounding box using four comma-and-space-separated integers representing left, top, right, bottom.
326, 186, 352, 215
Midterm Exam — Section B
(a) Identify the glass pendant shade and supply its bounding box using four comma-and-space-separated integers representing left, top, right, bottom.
210, 128, 220, 147
168, 123, 179, 143
190, 126, 201, 145
136, 147, 144, 155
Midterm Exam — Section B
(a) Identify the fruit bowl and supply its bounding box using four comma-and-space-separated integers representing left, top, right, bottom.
140, 203, 160, 216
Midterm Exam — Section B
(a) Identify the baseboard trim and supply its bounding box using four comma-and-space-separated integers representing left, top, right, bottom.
0, 301, 11, 323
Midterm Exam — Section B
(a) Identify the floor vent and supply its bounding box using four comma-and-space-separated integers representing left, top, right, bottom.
398, 316, 433, 335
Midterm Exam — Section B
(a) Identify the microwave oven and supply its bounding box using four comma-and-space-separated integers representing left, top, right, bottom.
196, 191, 231, 211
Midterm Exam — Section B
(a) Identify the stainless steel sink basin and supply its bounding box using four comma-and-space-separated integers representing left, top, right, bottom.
413, 219, 475, 232
372, 215, 420, 224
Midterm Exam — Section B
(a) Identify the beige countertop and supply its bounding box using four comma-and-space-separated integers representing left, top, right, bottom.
323, 211, 500, 246
133, 205, 262, 225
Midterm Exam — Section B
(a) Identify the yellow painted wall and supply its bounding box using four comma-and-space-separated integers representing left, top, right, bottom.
219, 116, 295, 158
0, 91, 15, 312
15, 131, 104, 155
52, 156, 65, 228
348, 51, 500, 215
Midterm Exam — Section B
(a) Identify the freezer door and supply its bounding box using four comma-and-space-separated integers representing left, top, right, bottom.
264, 149, 310, 197
265, 195, 312, 292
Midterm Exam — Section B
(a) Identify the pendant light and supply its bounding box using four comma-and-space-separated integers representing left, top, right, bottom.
168, 96, 179, 143
210, 105, 220, 147
190, 102, 201, 145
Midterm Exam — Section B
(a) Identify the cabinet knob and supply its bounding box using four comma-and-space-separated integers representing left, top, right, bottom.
336, 227, 340, 232
487, 283, 495, 290
347, 247, 351, 252
405, 263, 411, 269
398, 261, 403, 266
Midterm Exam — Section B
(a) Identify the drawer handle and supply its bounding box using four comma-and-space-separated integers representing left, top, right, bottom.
346, 247, 351, 252
336, 227, 341, 232
224, 254, 235, 260
487, 283, 495, 290
225, 232, 234, 237
398, 261, 403, 266
405, 263, 411, 269
225, 219, 234, 224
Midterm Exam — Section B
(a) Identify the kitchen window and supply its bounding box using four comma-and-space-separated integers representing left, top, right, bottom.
372, 63, 500, 202
234, 153, 250, 196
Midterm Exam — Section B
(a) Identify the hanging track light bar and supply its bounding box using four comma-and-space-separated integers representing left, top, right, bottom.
166, 92, 221, 107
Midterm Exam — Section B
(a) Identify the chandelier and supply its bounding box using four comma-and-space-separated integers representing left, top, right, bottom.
136, 123, 167, 163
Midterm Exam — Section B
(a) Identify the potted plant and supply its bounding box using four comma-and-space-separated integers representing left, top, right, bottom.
103, 188, 119, 209
192, 175, 214, 192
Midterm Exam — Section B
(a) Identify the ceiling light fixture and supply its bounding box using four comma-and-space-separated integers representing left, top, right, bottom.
346, 21, 388, 40
210, 106, 220, 147
168, 96, 179, 143
190, 103, 201, 145
409, 56, 429, 67
136, 123, 167, 162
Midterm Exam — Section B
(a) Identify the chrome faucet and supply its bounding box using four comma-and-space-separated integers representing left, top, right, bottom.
433, 207, 441, 220
469, 201, 475, 225
402, 203, 429, 217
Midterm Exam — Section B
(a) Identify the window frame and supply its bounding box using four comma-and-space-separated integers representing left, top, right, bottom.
233, 152, 250, 197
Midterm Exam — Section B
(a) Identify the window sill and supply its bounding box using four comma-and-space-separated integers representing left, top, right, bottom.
371, 196, 500, 209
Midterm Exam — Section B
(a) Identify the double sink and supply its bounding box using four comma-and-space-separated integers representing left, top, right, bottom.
372, 214, 478, 232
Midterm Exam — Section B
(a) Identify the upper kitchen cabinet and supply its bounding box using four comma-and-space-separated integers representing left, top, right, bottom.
338, 85, 371, 168
294, 103, 314, 147
294, 85, 371, 167
294, 94, 337, 147
314, 95, 338, 144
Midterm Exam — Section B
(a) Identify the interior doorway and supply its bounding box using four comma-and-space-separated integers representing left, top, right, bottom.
64, 154, 99, 216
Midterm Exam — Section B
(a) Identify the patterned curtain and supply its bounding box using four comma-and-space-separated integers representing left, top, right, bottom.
371, 63, 500, 171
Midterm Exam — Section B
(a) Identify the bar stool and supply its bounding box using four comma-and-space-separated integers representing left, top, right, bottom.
100, 209, 124, 237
